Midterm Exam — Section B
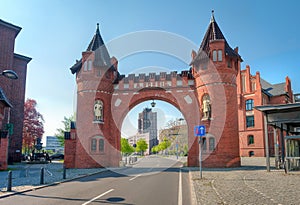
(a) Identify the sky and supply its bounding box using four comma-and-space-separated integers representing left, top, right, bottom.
1, 0, 300, 141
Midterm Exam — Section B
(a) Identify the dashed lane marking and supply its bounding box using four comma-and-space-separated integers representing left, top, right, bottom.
82, 189, 114, 205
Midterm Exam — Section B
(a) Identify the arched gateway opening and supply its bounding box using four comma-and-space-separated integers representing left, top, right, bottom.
64, 13, 241, 169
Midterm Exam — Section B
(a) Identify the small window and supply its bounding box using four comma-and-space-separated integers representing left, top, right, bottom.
249, 151, 254, 157
246, 116, 255, 128
217, 50, 222, 62
91, 138, 97, 151
99, 138, 104, 152
87, 60, 92, 71
251, 81, 256, 92
202, 137, 207, 152
209, 137, 215, 151
248, 135, 254, 145
227, 59, 232, 68
212, 50, 217, 62
246, 99, 254, 111
83, 61, 88, 71
242, 74, 246, 93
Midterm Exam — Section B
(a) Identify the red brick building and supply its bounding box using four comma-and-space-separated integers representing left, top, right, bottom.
66, 12, 242, 168
0, 19, 31, 169
237, 65, 293, 157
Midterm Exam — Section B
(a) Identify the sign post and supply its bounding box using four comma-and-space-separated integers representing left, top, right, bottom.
194, 125, 206, 179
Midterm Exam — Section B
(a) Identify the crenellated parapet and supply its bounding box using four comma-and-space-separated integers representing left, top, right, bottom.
114, 70, 194, 90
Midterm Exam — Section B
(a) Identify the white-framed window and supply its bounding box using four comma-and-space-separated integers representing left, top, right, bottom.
212, 50, 217, 62
217, 50, 222, 62
87, 60, 92, 71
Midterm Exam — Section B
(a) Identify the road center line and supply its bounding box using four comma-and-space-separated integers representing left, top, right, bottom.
82, 189, 114, 205
129, 174, 141, 181
178, 169, 182, 205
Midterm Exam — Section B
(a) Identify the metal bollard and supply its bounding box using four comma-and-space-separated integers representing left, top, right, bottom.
40, 167, 44, 184
63, 166, 66, 179
7, 170, 12, 191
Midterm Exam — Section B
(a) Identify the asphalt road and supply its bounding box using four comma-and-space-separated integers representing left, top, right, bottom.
0, 156, 192, 205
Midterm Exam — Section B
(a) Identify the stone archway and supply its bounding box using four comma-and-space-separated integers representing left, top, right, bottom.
110, 85, 202, 167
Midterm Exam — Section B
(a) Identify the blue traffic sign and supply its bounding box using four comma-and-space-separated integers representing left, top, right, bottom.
194, 125, 206, 136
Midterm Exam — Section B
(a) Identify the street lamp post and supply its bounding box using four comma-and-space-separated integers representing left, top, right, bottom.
1, 69, 18, 166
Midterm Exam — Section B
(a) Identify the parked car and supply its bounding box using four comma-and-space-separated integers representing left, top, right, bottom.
50, 153, 64, 160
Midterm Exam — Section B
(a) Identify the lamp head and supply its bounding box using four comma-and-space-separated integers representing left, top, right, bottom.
2, 70, 18, 79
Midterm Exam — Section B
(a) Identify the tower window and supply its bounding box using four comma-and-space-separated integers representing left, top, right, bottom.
83, 61, 87, 71
246, 99, 254, 111
248, 135, 254, 145
212, 50, 217, 62
91, 138, 97, 151
246, 115, 255, 128
209, 137, 215, 151
99, 138, 104, 152
227, 59, 232, 68
242, 74, 246, 93
218, 50, 222, 61
87, 60, 92, 71
251, 81, 256, 91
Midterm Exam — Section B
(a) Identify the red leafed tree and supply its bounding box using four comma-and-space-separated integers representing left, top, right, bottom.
22, 98, 44, 154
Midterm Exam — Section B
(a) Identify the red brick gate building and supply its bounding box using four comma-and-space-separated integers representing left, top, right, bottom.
65, 13, 242, 168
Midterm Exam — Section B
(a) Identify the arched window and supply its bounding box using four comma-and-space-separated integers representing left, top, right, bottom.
87, 60, 92, 71
248, 135, 254, 145
90, 136, 105, 153
246, 99, 254, 111
212, 50, 217, 62
218, 50, 222, 61
91, 138, 97, 151
99, 138, 105, 152
209, 137, 215, 151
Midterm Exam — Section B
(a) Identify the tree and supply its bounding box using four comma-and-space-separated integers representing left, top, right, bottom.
121, 138, 135, 155
159, 138, 171, 152
22, 99, 44, 154
136, 139, 148, 155
55, 115, 75, 147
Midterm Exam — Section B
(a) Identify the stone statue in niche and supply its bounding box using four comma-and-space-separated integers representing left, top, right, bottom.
202, 94, 211, 120
94, 100, 103, 121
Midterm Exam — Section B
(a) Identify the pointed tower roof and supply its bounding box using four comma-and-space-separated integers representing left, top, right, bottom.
87, 23, 111, 67
191, 11, 241, 64
86, 23, 105, 51
70, 23, 111, 74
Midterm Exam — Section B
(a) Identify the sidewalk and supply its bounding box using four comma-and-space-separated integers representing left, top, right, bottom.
0, 162, 107, 198
190, 157, 300, 205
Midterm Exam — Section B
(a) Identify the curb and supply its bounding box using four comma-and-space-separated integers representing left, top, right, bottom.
188, 169, 198, 205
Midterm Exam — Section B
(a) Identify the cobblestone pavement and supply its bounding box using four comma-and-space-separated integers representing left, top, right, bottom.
190, 158, 300, 205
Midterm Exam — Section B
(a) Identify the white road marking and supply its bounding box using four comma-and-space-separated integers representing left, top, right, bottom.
129, 174, 141, 181
178, 169, 182, 205
82, 189, 114, 205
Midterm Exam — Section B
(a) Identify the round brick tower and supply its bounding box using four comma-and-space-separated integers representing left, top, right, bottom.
68, 24, 120, 168
190, 11, 241, 167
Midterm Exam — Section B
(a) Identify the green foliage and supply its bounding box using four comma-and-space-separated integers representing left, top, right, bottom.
151, 138, 171, 154
136, 139, 148, 155
121, 138, 135, 155
55, 115, 75, 147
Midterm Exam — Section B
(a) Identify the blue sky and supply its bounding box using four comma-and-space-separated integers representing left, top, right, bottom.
1, 0, 300, 139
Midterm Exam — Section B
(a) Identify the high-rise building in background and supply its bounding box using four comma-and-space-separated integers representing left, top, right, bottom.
45, 136, 64, 153
138, 108, 158, 152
